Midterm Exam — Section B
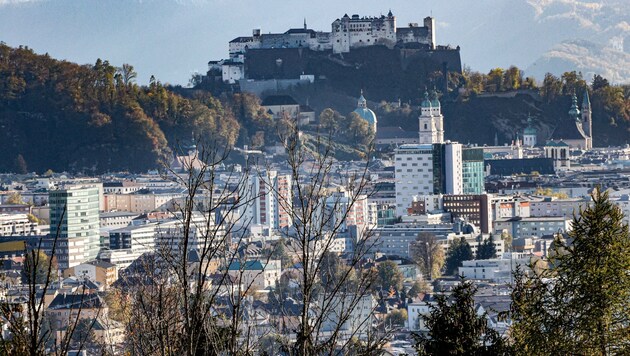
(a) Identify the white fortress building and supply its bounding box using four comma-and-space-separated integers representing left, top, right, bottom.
228, 11, 436, 58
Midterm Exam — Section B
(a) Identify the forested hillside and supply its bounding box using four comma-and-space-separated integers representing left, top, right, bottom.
0, 44, 240, 174
2, 44, 629, 174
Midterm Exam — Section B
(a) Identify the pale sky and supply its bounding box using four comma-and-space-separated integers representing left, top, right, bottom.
0, 0, 604, 85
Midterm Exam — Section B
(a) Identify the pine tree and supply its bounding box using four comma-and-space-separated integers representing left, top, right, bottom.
509, 187, 630, 355
414, 279, 508, 355
444, 236, 473, 275
476, 237, 497, 260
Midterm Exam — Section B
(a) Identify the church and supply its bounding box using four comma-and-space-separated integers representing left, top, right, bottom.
547, 92, 593, 150
353, 91, 377, 134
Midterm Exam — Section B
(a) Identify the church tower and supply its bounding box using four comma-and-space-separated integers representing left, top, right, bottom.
418, 90, 444, 144
581, 91, 592, 149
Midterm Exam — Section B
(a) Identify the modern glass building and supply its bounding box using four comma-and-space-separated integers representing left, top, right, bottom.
49, 185, 100, 269
462, 148, 485, 194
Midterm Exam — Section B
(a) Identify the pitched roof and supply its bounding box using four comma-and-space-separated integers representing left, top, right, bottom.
48, 293, 104, 310
228, 260, 264, 271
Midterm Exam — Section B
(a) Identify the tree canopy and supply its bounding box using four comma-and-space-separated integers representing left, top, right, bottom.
509, 187, 630, 355
414, 279, 508, 355
444, 237, 473, 276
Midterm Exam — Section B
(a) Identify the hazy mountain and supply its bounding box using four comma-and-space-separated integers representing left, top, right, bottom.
0, 0, 628, 84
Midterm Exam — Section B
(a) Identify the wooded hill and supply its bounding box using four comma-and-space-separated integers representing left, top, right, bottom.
0, 44, 240, 174
2, 44, 629, 174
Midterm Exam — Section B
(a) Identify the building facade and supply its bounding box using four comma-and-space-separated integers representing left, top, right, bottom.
443, 194, 491, 233
462, 147, 484, 194
49, 185, 101, 270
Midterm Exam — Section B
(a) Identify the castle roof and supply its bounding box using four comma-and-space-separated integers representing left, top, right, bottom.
230, 36, 254, 43
284, 28, 316, 36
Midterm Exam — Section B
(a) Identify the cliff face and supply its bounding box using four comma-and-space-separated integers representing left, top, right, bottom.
245, 46, 461, 102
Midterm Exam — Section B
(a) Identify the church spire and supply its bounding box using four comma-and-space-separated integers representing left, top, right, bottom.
582, 90, 591, 110
568, 93, 580, 122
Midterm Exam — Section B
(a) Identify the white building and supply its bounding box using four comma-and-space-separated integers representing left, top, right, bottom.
394, 142, 463, 216
394, 144, 435, 216
0, 214, 41, 236
441, 142, 463, 196
105, 223, 158, 271
529, 197, 591, 218
611, 194, 630, 226
227, 11, 436, 59
494, 216, 571, 239
241, 170, 293, 232
418, 90, 444, 145
221, 61, 245, 84
458, 252, 534, 283
320, 294, 375, 340
325, 191, 372, 239
407, 298, 434, 332
227, 259, 281, 291
49, 184, 101, 270
522, 116, 537, 147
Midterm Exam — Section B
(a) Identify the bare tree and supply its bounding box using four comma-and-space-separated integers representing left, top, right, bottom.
113, 120, 389, 354
0, 205, 101, 355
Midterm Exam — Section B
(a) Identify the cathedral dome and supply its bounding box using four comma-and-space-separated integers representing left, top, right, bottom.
354, 107, 377, 126
354, 90, 377, 128
524, 116, 537, 135
524, 127, 537, 135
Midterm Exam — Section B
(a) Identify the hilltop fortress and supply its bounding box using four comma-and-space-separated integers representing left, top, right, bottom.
208, 11, 461, 101
228, 11, 436, 57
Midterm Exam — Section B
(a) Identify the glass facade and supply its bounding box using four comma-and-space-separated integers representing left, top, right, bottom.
462, 148, 484, 194
50, 186, 101, 266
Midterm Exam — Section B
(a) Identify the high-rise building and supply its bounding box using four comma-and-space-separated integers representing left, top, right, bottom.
433, 142, 463, 196
49, 184, 101, 270
394, 144, 435, 216
243, 170, 293, 231
462, 147, 485, 194
394, 142, 463, 216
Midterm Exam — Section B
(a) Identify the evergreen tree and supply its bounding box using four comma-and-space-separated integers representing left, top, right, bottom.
414, 279, 508, 355
444, 237, 473, 275
509, 187, 630, 355
476, 237, 497, 260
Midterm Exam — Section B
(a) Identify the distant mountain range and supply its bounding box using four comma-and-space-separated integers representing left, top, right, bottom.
450, 0, 630, 83
523, 0, 630, 83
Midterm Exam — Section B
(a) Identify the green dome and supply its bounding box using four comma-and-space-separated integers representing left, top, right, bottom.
524, 127, 537, 135
354, 107, 377, 126
524, 116, 536, 135
421, 90, 432, 108
430, 90, 440, 107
